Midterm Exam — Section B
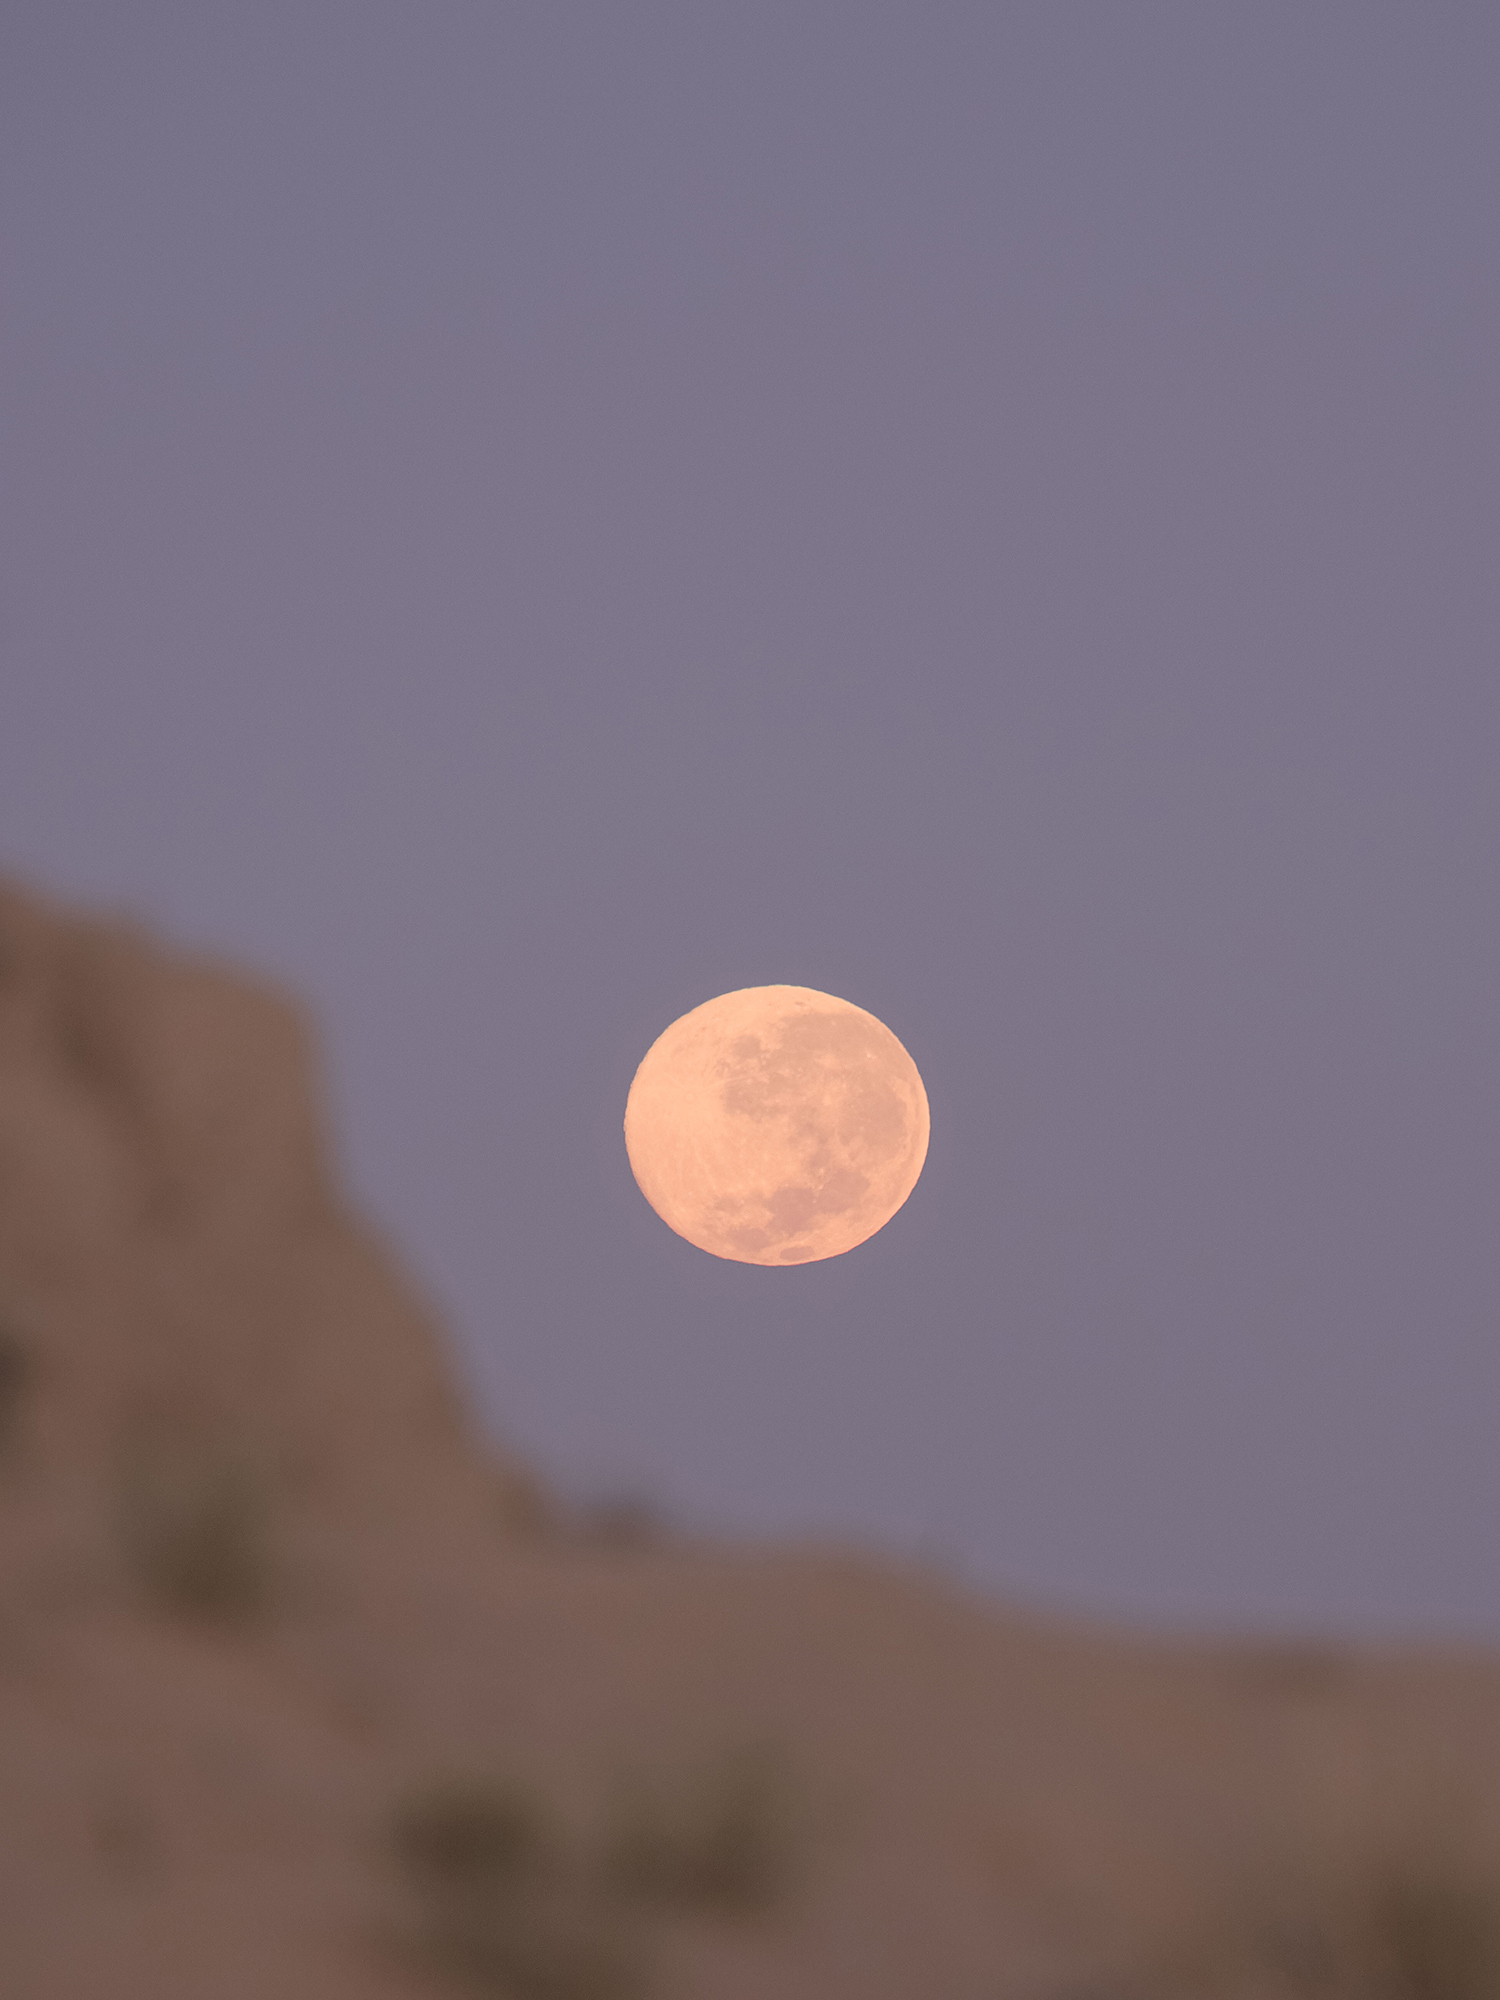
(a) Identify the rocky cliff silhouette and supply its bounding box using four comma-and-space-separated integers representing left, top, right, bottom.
1, 874, 1497, 2000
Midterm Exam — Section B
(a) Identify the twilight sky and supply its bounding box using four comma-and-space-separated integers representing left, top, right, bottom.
2, 3, 1497, 1638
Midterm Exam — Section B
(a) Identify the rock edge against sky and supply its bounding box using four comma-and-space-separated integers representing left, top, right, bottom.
1, 873, 1497, 2000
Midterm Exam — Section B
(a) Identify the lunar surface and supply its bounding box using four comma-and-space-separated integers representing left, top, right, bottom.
624, 985, 930, 1265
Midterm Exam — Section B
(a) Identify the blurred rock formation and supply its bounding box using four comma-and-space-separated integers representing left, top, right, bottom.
0, 875, 524, 1546
0, 874, 1497, 2000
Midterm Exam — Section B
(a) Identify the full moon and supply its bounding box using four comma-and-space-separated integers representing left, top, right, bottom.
623, 985, 930, 1266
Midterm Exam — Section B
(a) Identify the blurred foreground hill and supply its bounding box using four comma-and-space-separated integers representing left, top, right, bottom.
2, 873, 1499, 2000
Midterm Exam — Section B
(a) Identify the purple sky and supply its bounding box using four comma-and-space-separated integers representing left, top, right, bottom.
3, 4, 1497, 1638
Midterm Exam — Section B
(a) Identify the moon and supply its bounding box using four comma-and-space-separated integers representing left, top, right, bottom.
623, 985, 929, 1266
